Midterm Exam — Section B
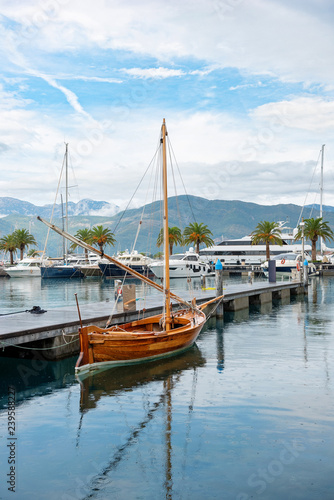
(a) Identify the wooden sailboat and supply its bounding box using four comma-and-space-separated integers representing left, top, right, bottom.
38, 120, 219, 376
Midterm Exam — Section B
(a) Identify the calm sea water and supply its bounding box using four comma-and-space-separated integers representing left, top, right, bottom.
0, 275, 333, 499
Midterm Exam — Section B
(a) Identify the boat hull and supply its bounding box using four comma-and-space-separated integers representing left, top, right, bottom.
75, 309, 206, 377
79, 265, 102, 277
262, 266, 317, 278
5, 268, 41, 278
99, 262, 154, 278
40, 266, 84, 279
150, 262, 212, 279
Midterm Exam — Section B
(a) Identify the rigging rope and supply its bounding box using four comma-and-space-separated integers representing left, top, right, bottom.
112, 143, 161, 234
42, 148, 67, 258
168, 138, 197, 223
297, 148, 322, 226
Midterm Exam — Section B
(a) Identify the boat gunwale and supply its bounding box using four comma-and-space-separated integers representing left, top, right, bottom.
82, 309, 206, 341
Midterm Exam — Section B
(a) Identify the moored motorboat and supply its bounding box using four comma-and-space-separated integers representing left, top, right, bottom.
150, 248, 213, 279
74, 253, 102, 277
5, 256, 44, 278
99, 250, 154, 278
40, 253, 86, 279
261, 252, 317, 278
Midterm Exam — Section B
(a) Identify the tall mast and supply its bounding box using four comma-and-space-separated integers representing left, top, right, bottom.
162, 119, 171, 330
65, 143, 69, 261
320, 144, 325, 254
61, 193, 65, 259
65, 143, 69, 234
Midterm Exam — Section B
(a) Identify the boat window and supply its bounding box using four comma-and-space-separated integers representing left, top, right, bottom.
273, 254, 297, 261
184, 255, 198, 261
218, 239, 251, 246
170, 254, 184, 260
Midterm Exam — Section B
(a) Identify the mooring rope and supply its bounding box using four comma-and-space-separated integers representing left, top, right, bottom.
0, 336, 79, 351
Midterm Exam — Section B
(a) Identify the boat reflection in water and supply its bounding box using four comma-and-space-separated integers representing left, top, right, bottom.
77, 343, 206, 414
76, 343, 205, 498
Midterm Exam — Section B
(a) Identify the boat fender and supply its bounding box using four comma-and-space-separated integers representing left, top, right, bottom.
281, 259, 285, 264
296, 262, 300, 271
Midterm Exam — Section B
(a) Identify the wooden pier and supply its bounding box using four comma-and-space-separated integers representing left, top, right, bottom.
0, 280, 306, 361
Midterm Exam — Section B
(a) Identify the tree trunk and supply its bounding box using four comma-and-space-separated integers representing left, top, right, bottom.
10, 250, 14, 265
196, 239, 200, 254
312, 239, 317, 261
20, 246, 24, 261
266, 242, 270, 260
169, 242, 173, 255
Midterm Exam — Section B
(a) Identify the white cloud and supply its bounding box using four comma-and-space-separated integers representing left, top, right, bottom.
68, 76, 122, 84
121, 67, 186, 79
2, 0, 333, 84
230, 82, 265, 91
251, 96, 334, 132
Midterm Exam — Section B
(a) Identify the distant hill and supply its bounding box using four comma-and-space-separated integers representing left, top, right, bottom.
0, 197, 119, 218
306, 204, 334, 214
0, 195, 332, 258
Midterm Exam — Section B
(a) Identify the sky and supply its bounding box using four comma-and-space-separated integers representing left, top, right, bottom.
1, 0, 334, 213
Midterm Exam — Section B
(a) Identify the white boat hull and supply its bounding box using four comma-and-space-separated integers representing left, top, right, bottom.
6, 268, 41, 278
150, 261, 212, 278
5, 257, 43, 278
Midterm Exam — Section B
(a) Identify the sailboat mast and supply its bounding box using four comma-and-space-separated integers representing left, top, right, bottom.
320, 144, 325, 254
61, 193, 65, 259
162, 119, 171, 330
65, 143, 69, 234
65, 143, 69, 261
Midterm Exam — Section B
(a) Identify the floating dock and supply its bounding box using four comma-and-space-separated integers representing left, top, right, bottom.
0, 280, 306, 360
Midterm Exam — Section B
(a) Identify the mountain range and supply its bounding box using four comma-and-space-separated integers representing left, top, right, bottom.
0, 197, 119, 218
0, 196, 332, 258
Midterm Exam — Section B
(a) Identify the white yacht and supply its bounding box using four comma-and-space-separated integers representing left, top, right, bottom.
199, 222, 312, 266
5, 256, 44, 278
261, 252, 317, 278
150, 248, 213, 279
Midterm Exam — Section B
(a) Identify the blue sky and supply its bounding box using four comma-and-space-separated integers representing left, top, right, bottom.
1, 0, 334, 213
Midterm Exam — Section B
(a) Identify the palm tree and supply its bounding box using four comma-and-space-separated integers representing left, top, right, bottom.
90, 225, 116, 255
156, 226, 183, 255
0, 234, 18, 265
27, 249, 40, 257
294, 217, 334, 261
13, 229, 37, 260
183, 222, 214, 254
251, 221, 283, 260
70, 228, 93, 260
